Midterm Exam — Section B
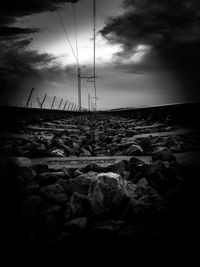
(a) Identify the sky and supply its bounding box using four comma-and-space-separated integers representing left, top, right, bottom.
1, 0, 200, 110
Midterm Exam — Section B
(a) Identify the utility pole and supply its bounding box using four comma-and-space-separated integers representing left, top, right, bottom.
93, 0, 97, 111
76, 0, 98, 111
78, 67, 81, 110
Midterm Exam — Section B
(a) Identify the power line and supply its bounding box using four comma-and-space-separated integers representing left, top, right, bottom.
72, 4, 79, 65
56, 8, 79, 65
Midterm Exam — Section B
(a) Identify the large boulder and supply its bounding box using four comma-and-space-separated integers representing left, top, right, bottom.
152, 147, 176, 162
88, 172, 136, 218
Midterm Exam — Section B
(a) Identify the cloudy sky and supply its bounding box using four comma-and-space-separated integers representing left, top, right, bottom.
1, 0, 200, 109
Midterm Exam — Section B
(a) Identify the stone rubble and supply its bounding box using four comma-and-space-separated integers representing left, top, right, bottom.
1, 113, 200, 266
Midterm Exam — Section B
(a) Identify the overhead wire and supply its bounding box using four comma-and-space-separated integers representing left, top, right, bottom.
72, 4, 79, 65
56, 8, 79, 65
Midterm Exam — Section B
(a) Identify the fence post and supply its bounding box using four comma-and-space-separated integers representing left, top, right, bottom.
51, 96, 56, 109
41, 94, 47, 109
58, 98, 63, 110
63, 100, 68, 110
68, 102, 71, 111
26, 88, 34, 108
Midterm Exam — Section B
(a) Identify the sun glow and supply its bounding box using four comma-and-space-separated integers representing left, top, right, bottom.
38, 34, 122, 66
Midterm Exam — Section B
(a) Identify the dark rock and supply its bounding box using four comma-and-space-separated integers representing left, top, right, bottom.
80, 148, 92, 156
88, 172, 136, 218
41, 212, 58, 236
50, 149, 65, 157
90, 220, 125, 240
37, 172, 69, 186
32, 163, 49, 174
139, 137, 152, 152
122, 183, 165, 219
33, 144, 47, 157
20, 195, 44, 221
129, 157, 148, 182
39, 183, 68, 204
81, 163, 105, 173
144, 160, 183, 194
61, 217, 88, 231
39, 204, 62, 216
7, 157, 37, 185
65, 192, 90, 220
152, 147, 176, 162
125, 144, 143, 156
59, 171, 97, 196
73, 169, 84, 178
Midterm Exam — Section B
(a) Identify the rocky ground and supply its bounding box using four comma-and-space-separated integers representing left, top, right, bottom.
1, 112, 200, 266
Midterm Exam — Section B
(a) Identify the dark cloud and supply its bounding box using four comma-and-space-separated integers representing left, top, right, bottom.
0, 0, 80, 38
0, 26, 39, 38
0, 1, 79, 25
0, 0, 80, 100
100, 0, 200, 100
101, 0, 200, 52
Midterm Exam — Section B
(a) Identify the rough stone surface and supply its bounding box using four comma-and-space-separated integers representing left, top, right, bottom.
39, 183, 68, 203
152, 147, 176, 162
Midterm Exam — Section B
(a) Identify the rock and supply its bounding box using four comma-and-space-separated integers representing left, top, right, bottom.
125, 145, 143, 156
144, 160, 182, 194
39, 183, 68, 204
65, 192, 90, 220
63, 145, 75, 155
32, 144, 47, 157
7, 157, 37, 184
129, 157, 148, 182
152, 147, 176, 162
32, 163, 49, 174
90, 220, 125, 239
1, 144, 14, 154
20, 195, 44, 221
80, 148, 92, 157
136, 177, 149, 189
139, 137, 152, 152
88, 172, 136, 218
62, 217, 88, 231
39, 204, 62, 216
50, 149, 65, 157
107, 160, 130, 176
81, 163, 105, 173
59, 171, 97, 196
122, 184, 165, 219
37, 172, 69, 186
41, 213, 58, 236
73, 169, 84, 178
